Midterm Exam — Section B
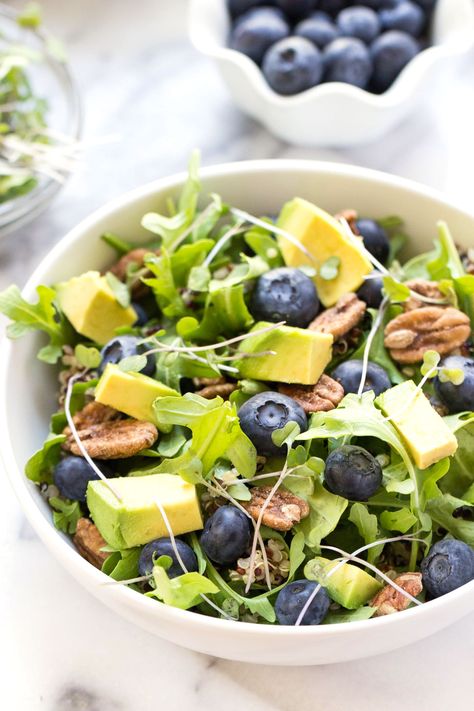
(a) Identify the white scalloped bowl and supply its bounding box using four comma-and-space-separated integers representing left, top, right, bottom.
2, 161, 474, 665
189, 0, 474, 146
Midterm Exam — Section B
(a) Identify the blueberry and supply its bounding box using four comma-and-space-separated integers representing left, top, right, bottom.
234, 5, 285, 25
295, 14, 340, 49
434, 356, 474, 414
324, 444, 382, 501
412, 0, 436, 11
138, 537, 198, 578
238, 391, 308, 456
357, 271, 384, 308
250, 267, 320, 327
358, 0, 399, 8
132, 302, 149, 327
54, 456, 113, 502
370, 30, 419, 93
275, 0, 316, 21
227, 0, 265, 18
421, 539, 474, 598
200, 506, 252, 566
380, 1, 425, 36
230, 7, 289, 64
337, 6, 381, 44
331, 359, 391, 397
275, 580, 330, 625
355, 218, 390, 265
262, 36, 323, 95
323, 37, 373, 89
98, 335, 156, 377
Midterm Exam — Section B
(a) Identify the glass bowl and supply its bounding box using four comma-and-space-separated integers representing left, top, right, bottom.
0, 4, 82, 238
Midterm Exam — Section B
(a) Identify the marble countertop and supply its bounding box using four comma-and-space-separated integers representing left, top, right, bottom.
1, 0, 474, 708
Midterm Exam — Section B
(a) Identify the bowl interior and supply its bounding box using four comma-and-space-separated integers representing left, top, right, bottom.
5, 159, 474, 539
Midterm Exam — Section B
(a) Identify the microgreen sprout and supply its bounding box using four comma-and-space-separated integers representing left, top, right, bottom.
357, 297, 389, 397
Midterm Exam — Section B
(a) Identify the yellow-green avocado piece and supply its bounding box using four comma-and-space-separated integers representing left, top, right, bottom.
95, 364, 179, 426
236, 321, 333, 385
87, 474, 203, 549
56, 271, 137, 345
376, 380, 458, 470
277, 198, 372, 307
305, 556, 382, 609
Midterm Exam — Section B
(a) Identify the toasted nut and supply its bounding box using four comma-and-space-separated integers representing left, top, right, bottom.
309, 293, 366, 340
371, 572, 423, 616
108, 247, 159, 298
242, 486, 310, 532
404, 279, 446, 311
195, 383, 237, 399
384, 306, 471, 364
279, 374, 344, 413
63, 419, 158, 459
63, 401, 121, 436
335, 208, 359, 233
73, 518, 109, 569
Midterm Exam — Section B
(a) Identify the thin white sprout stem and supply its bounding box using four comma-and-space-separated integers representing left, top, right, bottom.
244, 457, 290, 594
357, 297, 389, 397
294, 534, 426, 626
142, 320, 285, 355
168, 202, 220, 253
142, 342, 239, 375
231, 208, 317, 265
209, 478, 272, 591
203, 221, 245, 267
64, 373, 122, 502
338, 217, 389, 275
102, 574, 152, 586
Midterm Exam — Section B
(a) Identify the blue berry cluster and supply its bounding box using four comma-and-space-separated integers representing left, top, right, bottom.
227, 0, 436, 95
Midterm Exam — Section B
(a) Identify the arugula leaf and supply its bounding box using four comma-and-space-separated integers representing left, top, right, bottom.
244, 226, 283, 269
141, 151, 201, 249
142, 250, 186, 318
148, 563, 219, 610
382, 275, 410, 303
153, 393, 222, 431
187, 264, 211, 292
295, 479, 348, 550
209, 254, 268, 292
427, 222, 465, 281
156, 426, 188, 458
105, 272, 131, 308
379, 507, 417, 533
49, 497, 82, 534
418, 458, 450, 507
426, 494, 474, 546
439, 419, 474, 497
177, 284, 253, 341
101, 548, 140, 581
0, 284, 68, 363
323, 607, 377, 624
170, 239, 214, 286
101, 232, 134, 256
25, 433, 66, 483
348, 503, 382, 564
118, 354, 148, 373
74, 344, 101, 369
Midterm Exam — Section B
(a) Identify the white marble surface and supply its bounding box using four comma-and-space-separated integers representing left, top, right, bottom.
1, 0, 474, 707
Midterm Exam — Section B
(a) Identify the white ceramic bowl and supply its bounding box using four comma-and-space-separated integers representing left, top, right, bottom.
188, 0, 474, 147
2, 160, 474, 666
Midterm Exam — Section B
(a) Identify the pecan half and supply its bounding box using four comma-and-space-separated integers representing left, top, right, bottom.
371, 572, 423, 616
279, 374, 344, 413
195, 383, 237, 399
334, 208, 358, 233
63, 401, 121, 436
73, 518, 109, 569
309, 293, 366, 340
242, 486, 310, 532
404, 279, 446, 311
384, 306, 471, 363
63, 419, 158, 459
109, 247, 159, 298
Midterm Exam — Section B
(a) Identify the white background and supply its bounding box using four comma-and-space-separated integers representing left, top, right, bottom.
1, 1, 474, 708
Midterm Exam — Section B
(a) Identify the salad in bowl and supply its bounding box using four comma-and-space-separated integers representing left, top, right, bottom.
2, 154, 474, 631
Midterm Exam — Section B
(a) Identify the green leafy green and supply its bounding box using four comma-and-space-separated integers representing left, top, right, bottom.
49, 497, 82, 534
74, 344, 101, 369
0, 284, 68, 363
148, 561, 219, 610
348, 503, 382, 564
209, 254, 268, 292
25, 433, 66, 483
105, 271, 131, 308
177, 284, 253, 341
379, 507, 417, 533
142, 250, 186, 318
323, 607, 377, 624
382, 275, 410, 303
426, 494, 474, 546
295, 479, 348, 549
101, 548, 141, 581
244, 226, 283, 269
439, 419, 474, 497
101, 232, 133, 256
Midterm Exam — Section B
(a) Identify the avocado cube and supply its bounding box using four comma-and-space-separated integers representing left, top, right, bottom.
236, 321, 333, 385
56, 271, 137, 345
95, 364, 179, 426
305, 556, 382, 609
87, 474, 203, 549
277, 198, 372, 307
376, 380, 458, 470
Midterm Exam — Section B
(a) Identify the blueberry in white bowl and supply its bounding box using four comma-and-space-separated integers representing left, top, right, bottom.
250, 267, 320, 328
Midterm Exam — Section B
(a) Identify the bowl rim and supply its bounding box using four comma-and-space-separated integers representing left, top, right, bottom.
188, 0, 474, 108
2, 158, 474, 640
